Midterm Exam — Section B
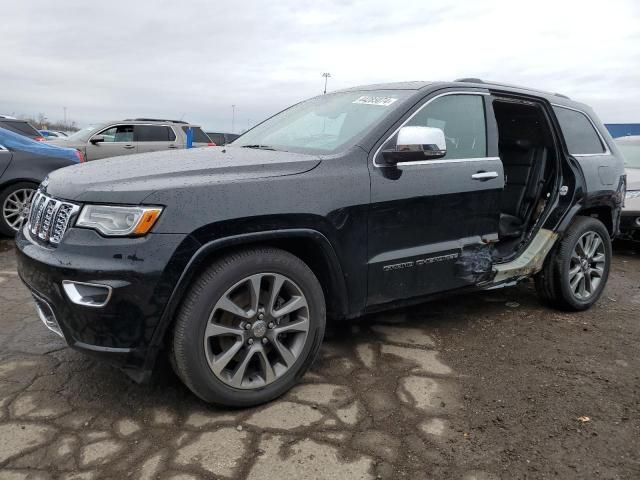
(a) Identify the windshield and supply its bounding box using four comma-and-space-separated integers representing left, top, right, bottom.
65, 125, 99, 142
615, 137, 640, 169
233, 90, 412, 154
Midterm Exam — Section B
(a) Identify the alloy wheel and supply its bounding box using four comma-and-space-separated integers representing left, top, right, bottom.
203, 272, 310, 389
2, 188, 35, 232
568, 231, 606, 300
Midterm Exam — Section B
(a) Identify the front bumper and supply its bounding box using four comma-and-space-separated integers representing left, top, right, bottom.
16, 226, 196, 379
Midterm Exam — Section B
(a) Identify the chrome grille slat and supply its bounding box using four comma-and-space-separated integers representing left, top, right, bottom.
31, 196, 48, 235
27, 192, 79, 246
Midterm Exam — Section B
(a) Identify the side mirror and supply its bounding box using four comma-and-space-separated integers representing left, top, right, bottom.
381, 126, 447, 165
90, 135, 105, 145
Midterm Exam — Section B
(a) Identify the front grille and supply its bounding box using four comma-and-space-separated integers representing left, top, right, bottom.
27, 191, 80, 245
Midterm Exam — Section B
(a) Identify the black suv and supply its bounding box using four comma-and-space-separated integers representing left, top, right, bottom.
16, 80, 625, 407
0, 116, 45, 141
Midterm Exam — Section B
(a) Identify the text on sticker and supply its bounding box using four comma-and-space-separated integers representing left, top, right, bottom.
352, 96, 398, 106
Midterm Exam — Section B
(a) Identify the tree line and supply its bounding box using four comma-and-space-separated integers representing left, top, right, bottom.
18, 113, 79, 132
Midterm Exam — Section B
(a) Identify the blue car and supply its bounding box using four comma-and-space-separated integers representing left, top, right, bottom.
39, 129, 69, 140
0, 127, 83, 236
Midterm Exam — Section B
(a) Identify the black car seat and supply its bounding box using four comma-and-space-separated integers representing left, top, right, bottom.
499, 139, 533, 238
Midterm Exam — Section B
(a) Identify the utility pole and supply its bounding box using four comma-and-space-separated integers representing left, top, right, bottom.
63, 106, 67, 129
322, 72, 331, 94
231, 105, 236, 133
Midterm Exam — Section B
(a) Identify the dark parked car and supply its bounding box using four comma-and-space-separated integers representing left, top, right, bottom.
206, 132, 240, 146
16, 80, 625, 407
0, 127, 82, 236
615, 135, 640, 241
0, 115, 45, 141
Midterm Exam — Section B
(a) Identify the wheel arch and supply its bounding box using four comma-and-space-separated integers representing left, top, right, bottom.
0, 178, 41, 193
145, 228, 348, 372
557, 199, 619, 239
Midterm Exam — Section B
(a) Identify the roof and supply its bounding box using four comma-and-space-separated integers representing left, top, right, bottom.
334, 79, 589, 111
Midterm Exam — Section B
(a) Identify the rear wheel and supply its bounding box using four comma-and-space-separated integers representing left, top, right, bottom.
0, 182, 37, 237
172, 247, 326, 407
535, 216, 611, 311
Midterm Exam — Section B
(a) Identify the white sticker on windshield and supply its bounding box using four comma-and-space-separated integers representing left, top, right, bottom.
352, 95, 398, 106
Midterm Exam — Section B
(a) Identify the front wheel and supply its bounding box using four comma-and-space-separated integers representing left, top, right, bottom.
0, 182, 38, 237
535, 216, 612, 311
171, 247, 326, 407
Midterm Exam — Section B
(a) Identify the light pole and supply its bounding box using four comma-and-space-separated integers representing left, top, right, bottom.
322, 72, 331, 94
231, 105, 236, 133
63, 106, 67, 129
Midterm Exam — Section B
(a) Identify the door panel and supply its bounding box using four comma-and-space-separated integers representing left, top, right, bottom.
367, 92, 503, 306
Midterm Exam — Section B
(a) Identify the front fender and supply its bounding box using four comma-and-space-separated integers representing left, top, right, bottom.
142, 228, 348, 375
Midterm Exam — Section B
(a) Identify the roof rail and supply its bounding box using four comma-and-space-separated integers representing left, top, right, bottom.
123, 118, 189, 124
453, 78, 570, 100
454, 77, 484, 83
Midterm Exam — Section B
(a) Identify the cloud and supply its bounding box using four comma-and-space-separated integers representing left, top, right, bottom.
1, 0, 639, 130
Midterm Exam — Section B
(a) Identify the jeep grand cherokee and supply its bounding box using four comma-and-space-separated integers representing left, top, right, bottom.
16, 79, 625, 407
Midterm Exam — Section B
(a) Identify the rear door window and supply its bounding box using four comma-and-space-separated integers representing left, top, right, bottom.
136, 125, 176, 142
553, 107, 605, 155
182, 126, 211, 143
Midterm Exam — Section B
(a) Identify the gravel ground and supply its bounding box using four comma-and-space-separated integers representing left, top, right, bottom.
0, 237, 638, 480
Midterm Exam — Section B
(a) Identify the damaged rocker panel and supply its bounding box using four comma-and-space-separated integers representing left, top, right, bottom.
490, 229, 558, 284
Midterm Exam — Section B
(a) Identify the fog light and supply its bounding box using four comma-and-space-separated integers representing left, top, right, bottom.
62, 281, 112, 308
635, 217, 640, 227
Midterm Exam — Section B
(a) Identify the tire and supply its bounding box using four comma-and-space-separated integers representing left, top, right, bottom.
535, 216, 612, 311
172, 247, 326, 407
0, 182, 38, 237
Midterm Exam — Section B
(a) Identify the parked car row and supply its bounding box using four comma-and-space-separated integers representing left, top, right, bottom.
0, 127, 82, 235
39, 129, 69, 139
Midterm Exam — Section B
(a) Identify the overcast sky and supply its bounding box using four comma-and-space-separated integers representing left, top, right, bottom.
2, 0, 639, 131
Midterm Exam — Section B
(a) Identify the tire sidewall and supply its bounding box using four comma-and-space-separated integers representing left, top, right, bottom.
557, 218, 612, 310
177, 250, 325, 407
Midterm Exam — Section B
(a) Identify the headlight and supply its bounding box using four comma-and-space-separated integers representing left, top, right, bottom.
76, 205, 163, 236
626, 190, 640, 200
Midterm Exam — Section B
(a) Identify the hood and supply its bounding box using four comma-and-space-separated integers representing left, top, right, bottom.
45, 146, 321, 204
626, 167, 640, 191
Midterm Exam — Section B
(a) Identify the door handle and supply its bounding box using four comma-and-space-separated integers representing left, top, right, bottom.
471, 171, 499, 181
123, 145, 135, 149
168, 144, 178, 149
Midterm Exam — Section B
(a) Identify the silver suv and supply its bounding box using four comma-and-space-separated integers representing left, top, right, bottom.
49, 119, 212, 161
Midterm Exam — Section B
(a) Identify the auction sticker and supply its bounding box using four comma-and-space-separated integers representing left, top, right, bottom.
352, 95, 398, 106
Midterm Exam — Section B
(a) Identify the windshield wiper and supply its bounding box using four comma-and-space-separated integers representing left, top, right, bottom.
241, 144, 276, 151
